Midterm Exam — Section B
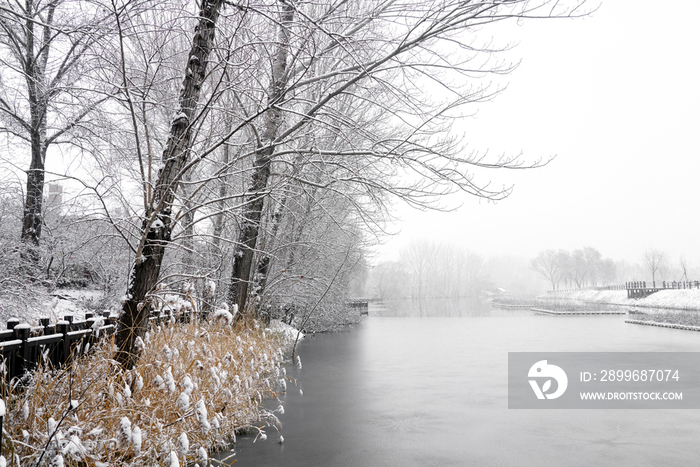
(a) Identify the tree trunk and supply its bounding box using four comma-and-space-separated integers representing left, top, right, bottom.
250, 195, 287, 305
115, 0, 224, 369
181, 169, 195, 267
19, 0, 50, 269
227, 1, 294, 317
20, 140, 46, 266
227, 152, 273, 315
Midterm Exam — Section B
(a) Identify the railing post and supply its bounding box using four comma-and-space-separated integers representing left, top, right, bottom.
56, 320, 70, 366
0, 398, 3, 461
14, 323, 31, 376
6, 318, 19, 330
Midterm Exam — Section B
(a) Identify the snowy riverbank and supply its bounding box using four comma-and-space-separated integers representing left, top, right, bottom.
541, 289, 700, 311
538, 289, 700, 329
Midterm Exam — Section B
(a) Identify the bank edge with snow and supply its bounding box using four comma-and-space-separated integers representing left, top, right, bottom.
541, 289, 700, 311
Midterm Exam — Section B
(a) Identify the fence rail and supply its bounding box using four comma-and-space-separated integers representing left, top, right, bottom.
0, 310, 197, 382
550, 284, 626, 293
548, 282, 700, 298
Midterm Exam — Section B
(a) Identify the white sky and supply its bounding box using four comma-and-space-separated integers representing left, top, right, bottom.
377, 0, 700, 267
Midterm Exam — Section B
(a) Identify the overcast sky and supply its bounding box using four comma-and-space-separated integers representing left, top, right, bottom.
377, 0, 700, 268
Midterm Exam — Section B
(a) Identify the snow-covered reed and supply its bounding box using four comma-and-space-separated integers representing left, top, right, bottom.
0, 318, 297, 466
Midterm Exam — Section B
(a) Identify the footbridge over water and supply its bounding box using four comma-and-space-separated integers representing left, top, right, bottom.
346, 298, 383, 315
626, 281, 700, 299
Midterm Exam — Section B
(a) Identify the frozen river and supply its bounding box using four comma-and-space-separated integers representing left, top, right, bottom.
221, 300, 700, 466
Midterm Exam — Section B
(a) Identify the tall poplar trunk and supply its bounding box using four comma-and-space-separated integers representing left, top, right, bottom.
227, 1, 295, 317
115, 0, 224, 369
250, 196, 287, 304
21, 132, 47, 264
19, 0, 52, 269
181, 170, 195, 267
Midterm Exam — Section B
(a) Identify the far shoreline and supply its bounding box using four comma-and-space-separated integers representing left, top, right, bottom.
539, 289, 700, 329
540, 289, 700, 312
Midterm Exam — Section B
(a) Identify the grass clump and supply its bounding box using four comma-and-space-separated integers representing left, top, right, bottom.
1, 318, 295, 466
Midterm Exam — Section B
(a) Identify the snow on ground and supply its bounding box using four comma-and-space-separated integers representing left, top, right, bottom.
542, 289, 700, 311
2, 288, 115, 328
635, 289, 700, 310
0, 287, 116, 328
45, 292, 106, 320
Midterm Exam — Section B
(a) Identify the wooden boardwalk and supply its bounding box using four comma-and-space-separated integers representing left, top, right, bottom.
626, 319, 700, 332
626, 282, 661, 299
532, 308, 627, 316
626, 281, 700, 299
491, 302, 532, 309
347, 298, 373, 315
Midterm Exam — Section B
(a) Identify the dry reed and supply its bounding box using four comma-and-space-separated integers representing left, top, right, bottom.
1, 317, 294, 466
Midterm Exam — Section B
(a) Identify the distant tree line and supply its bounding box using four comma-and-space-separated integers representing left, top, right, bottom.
531, 247, 695, 291
370, 240, 492, 300
531, 247, 615, 291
